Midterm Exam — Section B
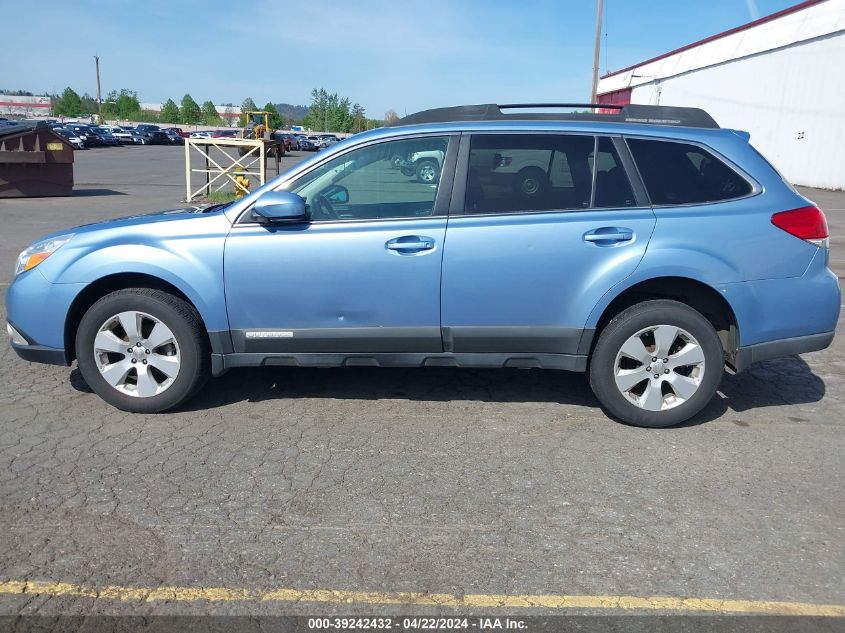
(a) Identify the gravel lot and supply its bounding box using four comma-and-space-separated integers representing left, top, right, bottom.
0, 146, 842, 617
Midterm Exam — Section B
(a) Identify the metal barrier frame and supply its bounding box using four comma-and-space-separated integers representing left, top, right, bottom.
184, 137, 281, 202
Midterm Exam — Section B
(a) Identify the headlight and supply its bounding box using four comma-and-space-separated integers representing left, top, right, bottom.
15, 234, 73, 276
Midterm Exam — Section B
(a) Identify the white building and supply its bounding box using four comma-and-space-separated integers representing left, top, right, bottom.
597, 0, 845, 189
0, 95, 52, 117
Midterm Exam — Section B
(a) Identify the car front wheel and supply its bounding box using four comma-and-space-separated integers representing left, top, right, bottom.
588, 300, 724, 428
415, 159, 440, 184
75, 288, 209, 413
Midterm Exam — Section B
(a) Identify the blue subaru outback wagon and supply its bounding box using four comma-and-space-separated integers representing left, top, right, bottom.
6, 104, 840, 427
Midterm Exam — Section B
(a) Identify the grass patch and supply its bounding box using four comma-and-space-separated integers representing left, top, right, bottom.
204, 191, 239, 203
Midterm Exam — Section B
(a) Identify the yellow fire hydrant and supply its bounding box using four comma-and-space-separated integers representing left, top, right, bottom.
234, 174, 250, 198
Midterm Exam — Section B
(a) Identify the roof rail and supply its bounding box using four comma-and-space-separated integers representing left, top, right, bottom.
389, 103, 719, 129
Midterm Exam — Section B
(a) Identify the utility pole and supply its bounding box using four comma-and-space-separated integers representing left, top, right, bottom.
590, 0, 604, 107
94, 55, 104, 124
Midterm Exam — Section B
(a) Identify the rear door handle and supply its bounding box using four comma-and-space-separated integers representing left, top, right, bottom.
583, 227, 634, 243
386, 236, 436, 253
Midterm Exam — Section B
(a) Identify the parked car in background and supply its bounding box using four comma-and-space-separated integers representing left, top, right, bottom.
286, 135, 301, 150
67, 124, 105, 147
164, 127, 189, 138
272, 133, 295, 151
297, 137, 316, 151
90, 126, 121, 146
164, 129, 184, 145
190, 131, 213, 139
107, 127, 136, 144
319, 135, 340, 149
304, 135, 324, 151
399, 147, 446, 184
52, 128, 86, 150
135, 124, 161, 134
129, 130, 149, 145
146, 130, 171, 145
210, 130, 237, 138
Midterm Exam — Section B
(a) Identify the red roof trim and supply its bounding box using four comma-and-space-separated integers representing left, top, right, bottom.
0, 101, 51, 108
600, 0, 826, 79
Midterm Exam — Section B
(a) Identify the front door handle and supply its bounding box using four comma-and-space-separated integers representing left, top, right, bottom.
583, 227, 634, 244
386, 236, 435, 253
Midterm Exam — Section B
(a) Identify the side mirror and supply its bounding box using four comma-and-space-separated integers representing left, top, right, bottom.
252, 191, 307, 223
323, 184, 349, 204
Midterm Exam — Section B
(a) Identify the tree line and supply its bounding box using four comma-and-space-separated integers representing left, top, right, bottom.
52, 87, 228, 125
300, 88, 388, 133
51, 85, 395, 132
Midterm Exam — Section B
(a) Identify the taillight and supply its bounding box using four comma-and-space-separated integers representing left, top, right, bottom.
771, 206, 829, 247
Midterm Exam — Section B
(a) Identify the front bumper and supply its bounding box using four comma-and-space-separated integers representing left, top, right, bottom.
399, 160, 415, 176
6, 269, 85, 367
7, 321, 68, 366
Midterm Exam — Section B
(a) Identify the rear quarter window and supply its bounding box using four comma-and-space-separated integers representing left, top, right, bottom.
627, 138, 752, 205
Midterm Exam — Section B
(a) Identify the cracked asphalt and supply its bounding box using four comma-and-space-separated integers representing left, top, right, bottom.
0, 146, 843, 616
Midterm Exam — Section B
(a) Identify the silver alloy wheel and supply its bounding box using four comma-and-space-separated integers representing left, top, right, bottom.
93, 310, 181, 398
418, 163, 437, 183
613, 324, 706, 412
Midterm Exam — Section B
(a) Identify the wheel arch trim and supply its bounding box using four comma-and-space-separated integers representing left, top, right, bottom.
583, 273, 741, 362
62, 271, 231, 363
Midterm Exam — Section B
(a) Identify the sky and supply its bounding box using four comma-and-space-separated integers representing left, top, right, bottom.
0, 0, 800, 117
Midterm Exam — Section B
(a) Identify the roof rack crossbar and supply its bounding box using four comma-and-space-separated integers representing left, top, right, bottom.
498, 103, 622, 110
389, 103, 719, 129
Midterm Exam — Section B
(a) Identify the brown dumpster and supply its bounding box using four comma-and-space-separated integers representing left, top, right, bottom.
0, 122, 74, 197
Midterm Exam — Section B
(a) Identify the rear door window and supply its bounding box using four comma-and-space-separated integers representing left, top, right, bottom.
627, 138, 752, 205
465, 134, 595, 213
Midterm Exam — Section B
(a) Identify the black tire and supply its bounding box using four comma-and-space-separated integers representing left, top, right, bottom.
415, 159, 440, 184
588, 300, 724, 428
515, 167, 548, 198
75, 288, 210, 413
390, 154, 403, 169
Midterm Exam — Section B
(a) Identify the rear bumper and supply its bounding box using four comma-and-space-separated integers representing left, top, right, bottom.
733, 330, 834, 373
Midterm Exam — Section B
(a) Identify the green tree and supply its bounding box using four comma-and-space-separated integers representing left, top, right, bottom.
54, 87, 82, 117
351, 103, 365, 133
262, 102, 282, 129
80, 93, 98, 115
301, 88, 356, 133
223, 105, 235, 127
160, 99, 180, 123
103, 89, 142, 120
180, 94, 202, 124
201, 100, 221, 126
135, 109, 160, 123
239, 97, 257, 125
116, 90, 141, 119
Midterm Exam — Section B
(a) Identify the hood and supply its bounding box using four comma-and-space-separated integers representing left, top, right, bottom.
31, 204, 231, 243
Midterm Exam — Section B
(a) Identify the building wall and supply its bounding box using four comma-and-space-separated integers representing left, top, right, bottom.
0, 95, 52, 117
627, 32, 844, 189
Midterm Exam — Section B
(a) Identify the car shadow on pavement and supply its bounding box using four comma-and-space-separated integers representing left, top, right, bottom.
72, 188, 128, 197
151, 354, 826, 425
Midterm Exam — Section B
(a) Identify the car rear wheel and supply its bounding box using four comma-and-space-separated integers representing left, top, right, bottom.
588, 300, 724, 427
515, 167, 548, 198
75, 288, 209, 413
